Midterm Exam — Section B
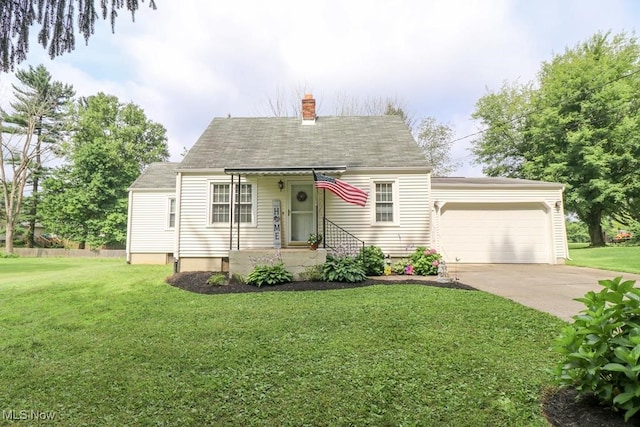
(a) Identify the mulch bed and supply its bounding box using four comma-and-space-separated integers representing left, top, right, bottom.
165, 271, 638, 426
165, 271, 477, 294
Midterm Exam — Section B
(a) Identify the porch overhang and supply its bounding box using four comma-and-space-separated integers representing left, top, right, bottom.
223, 166, 347, 175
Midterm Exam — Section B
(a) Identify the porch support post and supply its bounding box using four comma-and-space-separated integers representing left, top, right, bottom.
322, 189, 326, 248
229, 174, 234, 250
236, 174, 241, 250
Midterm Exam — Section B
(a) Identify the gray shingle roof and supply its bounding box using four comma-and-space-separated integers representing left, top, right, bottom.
431, 177, 564, 188
129, 162, 179, 190
178, 116, 429, 171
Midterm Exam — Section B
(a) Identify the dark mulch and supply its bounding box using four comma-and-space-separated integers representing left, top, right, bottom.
165, 271, 638, 427
165, 271, 477, 294
542, 387, 640, 426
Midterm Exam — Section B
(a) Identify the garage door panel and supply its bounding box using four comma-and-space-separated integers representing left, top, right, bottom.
439, 203, 549, 263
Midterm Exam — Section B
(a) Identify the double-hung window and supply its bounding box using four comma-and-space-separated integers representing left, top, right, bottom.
168, 197, 176, 228
374, 182, 395, 223
210, 183, 254, 225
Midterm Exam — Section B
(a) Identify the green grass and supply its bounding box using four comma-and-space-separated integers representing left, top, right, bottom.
0, 258, 566, 426
568, 244, 640, 274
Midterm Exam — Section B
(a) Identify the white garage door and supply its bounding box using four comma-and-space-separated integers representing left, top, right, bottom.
439, 203, 550, 263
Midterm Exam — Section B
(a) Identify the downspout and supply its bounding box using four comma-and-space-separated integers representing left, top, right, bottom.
174, 172, 183, 273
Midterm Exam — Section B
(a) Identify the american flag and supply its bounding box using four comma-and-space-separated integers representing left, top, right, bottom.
313, 171, 368, 207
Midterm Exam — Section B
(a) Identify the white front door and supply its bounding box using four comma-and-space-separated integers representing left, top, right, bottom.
288, 182, 314, 245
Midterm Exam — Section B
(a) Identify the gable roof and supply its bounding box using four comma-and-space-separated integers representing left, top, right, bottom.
178, 115, 429, 172
129, 162, 179, 190
431, 176, 564, 189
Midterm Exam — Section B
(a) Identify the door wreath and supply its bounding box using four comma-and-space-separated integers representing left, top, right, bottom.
296, 191, 307, 202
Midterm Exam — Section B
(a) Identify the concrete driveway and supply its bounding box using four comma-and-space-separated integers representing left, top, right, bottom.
453, 264, 640, 322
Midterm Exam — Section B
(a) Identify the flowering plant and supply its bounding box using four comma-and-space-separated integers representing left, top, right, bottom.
390, 247, 442, 276
307, 233, 323, 245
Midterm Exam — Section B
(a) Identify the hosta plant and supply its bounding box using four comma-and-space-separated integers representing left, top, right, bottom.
555, 277, 640, 422
245, 263, 293, 287
322, 254, 366, 283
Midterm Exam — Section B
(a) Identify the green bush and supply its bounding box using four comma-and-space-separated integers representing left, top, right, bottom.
566, 220, 590, 243
409, 246, 442, 276
360, 245, 385, 276
392, 258, 410, 274
322, 255, 366, 283
555, 277, 640, 422
0, 251, 19, 258
206, 273, 227, 286
246, 263, 293, 287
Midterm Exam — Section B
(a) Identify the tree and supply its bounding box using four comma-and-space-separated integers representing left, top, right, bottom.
0, 65, 72, 253
415, 117, 460, 176
0, 0, 157, 72
40, 92, 168, 248
3, 65, 74, 248
472, 32, 640, 246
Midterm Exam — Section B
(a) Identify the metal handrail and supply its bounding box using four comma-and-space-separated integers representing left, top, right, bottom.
323, 218, 365, 261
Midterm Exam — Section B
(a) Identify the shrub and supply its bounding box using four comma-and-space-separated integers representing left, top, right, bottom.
360, 245, 385, 276
246, 263, 293, 287
206, 273, 227, 286
409, 246, 442, 276
322, 255, 366, 283
554, 277, 640, 422
0, 251, 19, 258
566, 220, 590, 243
392, 258, 410, 275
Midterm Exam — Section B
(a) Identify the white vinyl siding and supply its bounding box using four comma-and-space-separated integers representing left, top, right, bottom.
128, 190, 175, 253
180, 174, 275, 258
320, 172, 430, 257
178, 172, 431, 259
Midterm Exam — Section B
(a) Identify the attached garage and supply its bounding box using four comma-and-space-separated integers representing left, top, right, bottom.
431, 178, 568, 264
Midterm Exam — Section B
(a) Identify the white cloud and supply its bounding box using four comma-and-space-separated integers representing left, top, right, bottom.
3, 0, 639, 171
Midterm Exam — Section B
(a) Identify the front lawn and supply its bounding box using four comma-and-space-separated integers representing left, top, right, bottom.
0, 258, 565, 426
567, 244, 640, 274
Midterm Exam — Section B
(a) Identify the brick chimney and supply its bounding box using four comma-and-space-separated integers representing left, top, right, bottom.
301, 94, 316, 124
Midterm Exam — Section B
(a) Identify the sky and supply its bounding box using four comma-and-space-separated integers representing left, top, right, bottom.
2, 0, 640, 176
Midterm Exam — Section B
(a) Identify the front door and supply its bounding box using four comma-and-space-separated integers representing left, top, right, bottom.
288, 182, 314, 245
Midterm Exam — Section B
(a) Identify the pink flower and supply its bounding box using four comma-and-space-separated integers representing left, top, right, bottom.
405, 265, 414, 275
432, 260, 439, 267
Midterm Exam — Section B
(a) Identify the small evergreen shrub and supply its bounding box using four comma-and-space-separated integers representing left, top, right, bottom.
206, 273, 227, 286
322, 255, 366, 283
555, 277, 640, 422
360, 245, 385, 276
246, 263, 293, 287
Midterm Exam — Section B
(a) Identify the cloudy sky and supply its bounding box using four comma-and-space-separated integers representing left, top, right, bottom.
2, 0, 640, 176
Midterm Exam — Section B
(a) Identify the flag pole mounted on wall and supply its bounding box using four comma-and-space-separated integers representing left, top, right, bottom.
312, 171, 368, 207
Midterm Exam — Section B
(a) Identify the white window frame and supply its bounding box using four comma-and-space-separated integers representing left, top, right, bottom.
167, 197, 176, 229
208, 181, 257, 227
372, 180, 399, 226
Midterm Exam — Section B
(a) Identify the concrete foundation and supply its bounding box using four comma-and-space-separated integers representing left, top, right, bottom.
229, 248, 326, 281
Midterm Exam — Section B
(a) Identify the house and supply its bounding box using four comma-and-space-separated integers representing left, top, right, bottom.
126, 94, 568, 274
